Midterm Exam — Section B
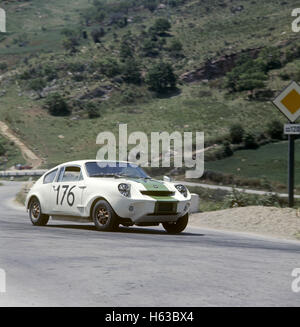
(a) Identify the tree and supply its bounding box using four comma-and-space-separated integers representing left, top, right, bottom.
122, 59, 141, 84
91, 28, 105, 43
168, 39, 183, 58
44, 93, 71, 116
120, 40, 133, 61
146, 62, 177, 93
152, 18, 171, 35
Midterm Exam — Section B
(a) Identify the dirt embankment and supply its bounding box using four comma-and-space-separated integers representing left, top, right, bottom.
190, 206, 300, 241
0, 121, 42, 169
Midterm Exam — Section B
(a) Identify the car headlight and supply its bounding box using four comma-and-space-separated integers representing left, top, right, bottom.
118, 183, 131, 197
175, 184, 188, 197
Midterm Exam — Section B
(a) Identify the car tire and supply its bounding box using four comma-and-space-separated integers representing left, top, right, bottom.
162, 213, 189, 234
92, 200, 119, 232
29, 198, 49, 226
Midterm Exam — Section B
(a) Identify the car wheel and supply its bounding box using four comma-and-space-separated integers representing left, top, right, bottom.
92, 200, 119, 232
162, 213, 189, 234
29, 198, 49, 226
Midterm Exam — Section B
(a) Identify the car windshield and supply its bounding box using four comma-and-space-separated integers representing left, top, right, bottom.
85, 162, 150, 179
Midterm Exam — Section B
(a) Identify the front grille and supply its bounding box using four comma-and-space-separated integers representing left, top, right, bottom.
141, 190, 175, 197
155, 202, 177, 215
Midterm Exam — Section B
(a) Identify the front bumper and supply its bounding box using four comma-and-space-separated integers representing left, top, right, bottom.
115, 197, 191, 223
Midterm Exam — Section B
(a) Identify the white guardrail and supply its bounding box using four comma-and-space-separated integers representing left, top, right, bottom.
190, 193, 200, 213
0, 170, 47, 177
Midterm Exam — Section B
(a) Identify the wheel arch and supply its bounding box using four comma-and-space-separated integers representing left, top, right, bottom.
26, 194, 39, 210
89, 196, 113, 218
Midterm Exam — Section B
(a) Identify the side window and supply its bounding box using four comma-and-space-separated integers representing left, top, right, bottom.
43, 169, 58, 184
60, 166, 81, 182
57, 167, 65, 182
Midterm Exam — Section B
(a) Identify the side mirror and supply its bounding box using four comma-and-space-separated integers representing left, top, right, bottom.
163, 176, 171, 182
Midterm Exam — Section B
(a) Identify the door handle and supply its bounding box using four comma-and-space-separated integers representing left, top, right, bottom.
79, 185, 87, 189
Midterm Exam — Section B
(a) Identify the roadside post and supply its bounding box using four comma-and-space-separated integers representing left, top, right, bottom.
273, 81, 300, 207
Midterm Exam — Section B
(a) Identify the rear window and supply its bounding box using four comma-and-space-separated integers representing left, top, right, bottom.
43, 169, 58, 184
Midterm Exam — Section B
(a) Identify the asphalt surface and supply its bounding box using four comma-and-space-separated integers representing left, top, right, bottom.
0, 181, 300, 307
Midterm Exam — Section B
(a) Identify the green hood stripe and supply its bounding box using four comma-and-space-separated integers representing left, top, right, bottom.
128, 178, 169, 191
128, 178, 176, 201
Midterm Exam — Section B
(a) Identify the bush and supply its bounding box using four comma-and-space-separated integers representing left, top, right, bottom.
168, 39, 183, 57
28, 78, 46, 92
0, 139, 6, 156
98, 58, 121, 78
0, 62, 8, 71
120, 40, 133, 61
91, 28, 105, 43
122, 59, 141, 84
146, 62, 177, 93
229, 124, 245, 144
141, 38, 159, 57
44, 93, 71, 116
222, 141, 233, 157
43, 65, 58, 81
68, 62, 85, 73
152, 18, 171, 35
144, 0, 158, 12
267, 120, 283, 140
85, 102, 100, 119
225, 55, 267, 92
224, 188, 282, 208
244, 132, 259, 149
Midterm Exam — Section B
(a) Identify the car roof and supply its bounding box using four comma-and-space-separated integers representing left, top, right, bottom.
54, 160, 135, 168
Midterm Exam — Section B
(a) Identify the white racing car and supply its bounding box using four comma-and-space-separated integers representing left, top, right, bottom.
25, 160, 191, 234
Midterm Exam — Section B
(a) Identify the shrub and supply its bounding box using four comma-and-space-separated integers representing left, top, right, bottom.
68, 62, 85, 73
267, 120, 283, 140
91, 28, 105, 43
141, 38, 159, 57
244, 132, 259, 149
146, 62, 177, 93
222, 141, 233, 157
144, 0, 158, 12
168, 39, 183, 57
98, 58, 121, 77
122, 59, 141, 84
120, 40, 133, 61
44, 93, 71, 116
224, 188, 282, 208
152, 18, 171, 35
28, 78, 47, 91
0, 62, 8, 71
85, 102, 100, 119
229, 124, 245, 144
0, 139, 6, 156
225, 55, 267, 92
43, 65, 58, 81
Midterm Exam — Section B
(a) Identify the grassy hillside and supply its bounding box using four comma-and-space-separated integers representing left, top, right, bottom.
0, 0, 299, 187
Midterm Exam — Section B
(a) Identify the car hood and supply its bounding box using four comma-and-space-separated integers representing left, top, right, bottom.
88, 176, 173, 192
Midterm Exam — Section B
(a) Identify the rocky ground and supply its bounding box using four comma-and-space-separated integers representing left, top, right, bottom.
190, 206, 300, 241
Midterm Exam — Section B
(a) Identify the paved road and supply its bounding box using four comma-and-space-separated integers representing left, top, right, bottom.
0, 182, 300, 307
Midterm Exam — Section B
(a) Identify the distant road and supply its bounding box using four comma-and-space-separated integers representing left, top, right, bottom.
0, 181, 300, 306
178, 180, 300, 199
0, 121, 42, 169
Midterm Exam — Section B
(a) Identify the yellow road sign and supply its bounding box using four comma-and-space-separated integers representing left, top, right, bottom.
273, 81, 300, 122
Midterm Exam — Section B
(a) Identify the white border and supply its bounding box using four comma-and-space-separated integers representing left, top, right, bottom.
273, 81, 300, 122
